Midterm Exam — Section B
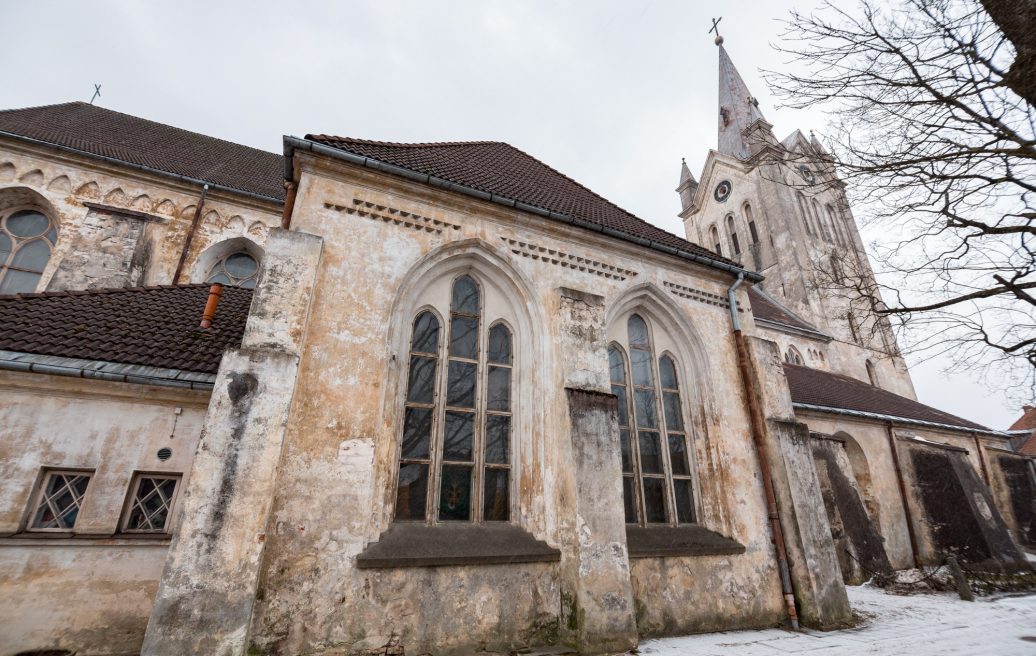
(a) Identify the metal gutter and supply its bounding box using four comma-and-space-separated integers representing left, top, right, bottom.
0, 130, 283, 205
0, 350, 215, 391
283, 136, 764, 283
792, 402, 1008, 438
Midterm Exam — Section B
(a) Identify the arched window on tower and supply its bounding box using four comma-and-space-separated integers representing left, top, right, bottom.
866, 359, 880, 387
744, 203, 759, 245
709, 224, 723, 257
796, 193, 814, 236
826, 204, 845, 246
812, 198, 831, 242
0, 207, 58, 294
847, 312, 862, 345
395, 274, 513, 523
609, 314, 696, 526
726, 214, 741, 256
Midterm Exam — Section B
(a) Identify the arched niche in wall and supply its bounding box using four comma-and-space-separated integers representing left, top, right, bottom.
834, 430, 881, 534
192, 236, 264, 289
0, 186, 60, 294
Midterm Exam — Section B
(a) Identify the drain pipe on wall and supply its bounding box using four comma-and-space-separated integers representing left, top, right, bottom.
727, 272, 801, 631
173, 184, 209, 284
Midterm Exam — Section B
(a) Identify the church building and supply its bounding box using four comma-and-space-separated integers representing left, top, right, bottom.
0, 40, 1032, 656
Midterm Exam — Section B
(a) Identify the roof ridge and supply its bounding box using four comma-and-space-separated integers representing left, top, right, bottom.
0, 100, 84, 115
0, 282, 219, 301
308, 135, 504, 149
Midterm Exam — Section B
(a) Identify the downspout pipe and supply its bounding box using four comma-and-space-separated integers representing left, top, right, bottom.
886, 422, 922, 568
727, 272, 801, 631
173, 184, 208, 284
283, 136, 764, 283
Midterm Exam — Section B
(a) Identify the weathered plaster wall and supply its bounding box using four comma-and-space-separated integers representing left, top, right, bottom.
245, 154, 786, 654
986, 450, 1036, 548
0, 140, 281, 292
0, 370, 207, 655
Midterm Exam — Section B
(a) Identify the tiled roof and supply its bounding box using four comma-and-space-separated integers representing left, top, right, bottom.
0, 102, 285, 201
748, 287, 824, 335
784, 363, 988, 431
305, 136, 737, 266
1009, 406, 1036, 432
0, 285, 252, 374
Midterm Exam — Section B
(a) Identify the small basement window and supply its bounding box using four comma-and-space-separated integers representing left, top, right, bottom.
29, 470, 92, 531
122, 474, 181, 533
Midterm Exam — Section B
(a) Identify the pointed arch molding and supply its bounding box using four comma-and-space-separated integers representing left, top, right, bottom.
376, 238, 547, 532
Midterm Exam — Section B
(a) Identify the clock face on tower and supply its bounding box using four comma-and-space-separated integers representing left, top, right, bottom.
714, 180, 732, 202
798, 165, 816, 185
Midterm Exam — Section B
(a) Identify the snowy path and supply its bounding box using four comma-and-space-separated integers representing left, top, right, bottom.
638, 586, 1036, 655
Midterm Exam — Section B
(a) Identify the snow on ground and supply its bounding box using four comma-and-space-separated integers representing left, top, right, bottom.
638, 585, 1036, 655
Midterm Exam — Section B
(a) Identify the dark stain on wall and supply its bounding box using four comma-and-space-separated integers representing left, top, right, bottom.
812, 443, 892, 584
205, 371, 258, 551
997, 456, 1036, 548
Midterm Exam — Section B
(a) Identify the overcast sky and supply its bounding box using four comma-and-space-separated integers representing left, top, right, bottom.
2, 0, 1020, 428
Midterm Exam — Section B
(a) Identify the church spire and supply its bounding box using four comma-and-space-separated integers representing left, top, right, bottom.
717, 42, 767, 159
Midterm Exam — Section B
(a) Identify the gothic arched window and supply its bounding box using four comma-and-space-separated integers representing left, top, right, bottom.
206, 251, 260, 288
847, 312, 862, 345
784, 346, 804, 366
0, 208, 58, 294
609, 314, 696, 526
866, 359, 880, 387
395, 275, 512, 523
726, 214, 741, 256
811, 198, 831, 242
826, 204, 845, 246
709, 224, 723, 257
745, 203, 760, 245
796, 193, 814, 236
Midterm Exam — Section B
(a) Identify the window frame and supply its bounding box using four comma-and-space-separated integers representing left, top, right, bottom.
205, 250, 260, 289
725, 214, 741, 256
24, 468, 94, 533
119, 472, 183, 534
609, 314, 700, 528
393, 273, 517, 525
0, 204, 58, 295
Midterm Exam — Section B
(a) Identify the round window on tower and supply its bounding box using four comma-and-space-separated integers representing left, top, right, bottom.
714, 180, 732, 202
798, 165, 816, 185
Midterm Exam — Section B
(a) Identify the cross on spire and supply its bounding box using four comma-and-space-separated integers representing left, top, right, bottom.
709, 17, 724, 45
89, 84, 101, 105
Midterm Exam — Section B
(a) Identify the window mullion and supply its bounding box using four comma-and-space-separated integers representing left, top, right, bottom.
652, 356, 678, 527
429, 337, 449, 525
622, 350, 647, 528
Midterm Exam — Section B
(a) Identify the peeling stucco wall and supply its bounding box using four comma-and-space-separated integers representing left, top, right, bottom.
0, 370, 208, 655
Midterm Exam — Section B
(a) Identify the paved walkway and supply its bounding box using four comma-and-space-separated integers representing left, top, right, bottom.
639, 585, 1036, 655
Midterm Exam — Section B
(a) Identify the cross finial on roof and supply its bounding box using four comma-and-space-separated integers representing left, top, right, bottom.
709, 17, 724, 45
89, 84, 101, 105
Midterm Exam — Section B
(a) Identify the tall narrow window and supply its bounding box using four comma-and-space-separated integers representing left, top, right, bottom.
0, 208, 58, 294
826, 204, 845, 246
812, 198, 831, 242
394, 275, 513, 524
726, 214, 741, 256
866, 360, 880, 387
797, 193, 814, 236
611, 314, 696, 526
847, 312, 862, 345
745, 203, 759, 244
709, 225, 723, 257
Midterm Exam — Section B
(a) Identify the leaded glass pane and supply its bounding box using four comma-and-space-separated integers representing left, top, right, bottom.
663, 391, 683, 431
0, 233, 10, 262
395, 464, 428, 520
485, 414, 510, 464
206, 272, 231, 285
619, 428, 632, 473
11, 239, 50, 272
446, 361, 477, 408
659, 355, 678, 389
613, 385, 629, 427
487, 366, 510, 411
32, 473, 90, 530
643, 478, 667, 524
6, 210, 49, 238
487, 324, 511, 364
451, 275, 480, 315
438, 465, 472, 521
224, 252, 258, 278
634, 389, 658, 429
401, 407, 433, 459
628, 314, 649, 346
449, 315, 479, 359
406, 356, 437, 404
0, 269, 40, 294
630, 348, 653, 387
608, 346, 626, 384
668, 434, 689, 476
239, 278, 256, 289
126, 477, 177, 531
483, 469, 509, 521
411, 312, 440, 354
622, 476, 637, 523
674, 479, 695, 524
638, 431, 662, 474
443, 411, 475, 461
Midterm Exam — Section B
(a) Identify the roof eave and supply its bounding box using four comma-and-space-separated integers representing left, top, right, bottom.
283, 136, 763, 283
792, 402, 1004, 437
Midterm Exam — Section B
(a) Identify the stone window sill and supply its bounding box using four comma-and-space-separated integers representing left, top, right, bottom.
356, 522, 561, 569
626, 525, 746, 559
0, 531, 172, 546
